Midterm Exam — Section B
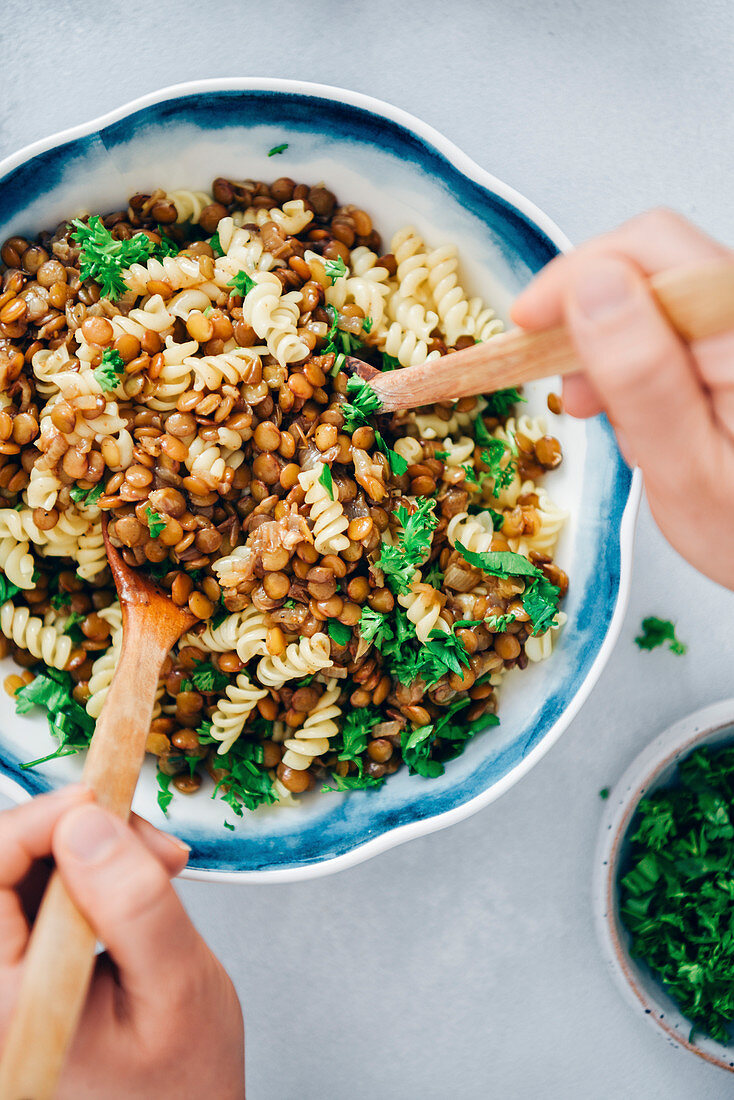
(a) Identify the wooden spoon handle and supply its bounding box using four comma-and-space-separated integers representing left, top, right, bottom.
370, 258, 734, 411
0, 620, 170, 1100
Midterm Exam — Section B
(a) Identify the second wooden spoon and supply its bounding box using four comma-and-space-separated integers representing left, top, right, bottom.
0, 524, 196, 1100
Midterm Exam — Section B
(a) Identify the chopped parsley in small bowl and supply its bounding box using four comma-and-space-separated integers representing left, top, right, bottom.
594, 700, 734, 1073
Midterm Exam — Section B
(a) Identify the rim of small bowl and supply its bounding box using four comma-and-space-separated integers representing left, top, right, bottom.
0, 79, 642, 882
593, 698, 734, 1073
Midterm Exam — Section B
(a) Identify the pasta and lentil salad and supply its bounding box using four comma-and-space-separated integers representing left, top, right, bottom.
0, 173, 569, 823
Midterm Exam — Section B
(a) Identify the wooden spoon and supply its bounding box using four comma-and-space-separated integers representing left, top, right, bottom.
343, 258, 734, 410
0, 522, 196, 1100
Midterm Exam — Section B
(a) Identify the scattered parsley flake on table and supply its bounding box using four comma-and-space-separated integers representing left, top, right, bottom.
267, 143, 289, 156
635, 617, 687, 655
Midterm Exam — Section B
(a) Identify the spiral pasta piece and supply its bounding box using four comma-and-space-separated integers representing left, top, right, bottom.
30, 344, 76, 397
297, 463, 349, 554
381, 323, 439, 368
26, 464, 63, 511
447, 511, 494, 554
111, 294, 175, 343
257, 633, 333, 689
441, 436, 475, 467
182, 605, 269, 664
75, 523, 107, 580
85, 604, 124, 720
507, 487, 568, 557
241, 271, 310, 368
525, 612, 567, 663
281, 681, 341, 770
467, 297, 504, 342
140, 337, 198, 411
0, 536, 34, 589
393, 437, 424, 465
391, 226, 430, 300
0, 603, 72, 669
124, 253, 220, 296
398, 577, 450, 645
425, 244, 472, 345
386, 292, 438, 342
184, 344, 266, 392
209, 673, 269, 755
166, 189, 213, 224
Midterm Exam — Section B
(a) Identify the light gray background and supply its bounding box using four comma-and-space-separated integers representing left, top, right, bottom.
3, 1, 734, 1096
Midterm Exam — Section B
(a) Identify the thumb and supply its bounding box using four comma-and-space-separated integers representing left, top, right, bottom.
53, 803, 202, 1001
564, 254, 715, 491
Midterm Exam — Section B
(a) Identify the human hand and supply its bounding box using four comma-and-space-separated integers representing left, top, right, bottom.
0, 787, 244, 1100
512, 208, 734, 590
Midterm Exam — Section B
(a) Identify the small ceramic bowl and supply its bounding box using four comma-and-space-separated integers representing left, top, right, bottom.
0, 79, 640, 881
594, 699, 734, 1073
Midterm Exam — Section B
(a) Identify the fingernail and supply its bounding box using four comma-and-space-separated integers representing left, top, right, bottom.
165, 833, 191, 856
61, 805, 121, 863
574, 261, 635, 320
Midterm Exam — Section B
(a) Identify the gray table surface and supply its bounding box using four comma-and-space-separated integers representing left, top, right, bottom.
3, 1, 734, 1096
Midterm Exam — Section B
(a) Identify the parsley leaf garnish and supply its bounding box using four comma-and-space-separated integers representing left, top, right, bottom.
209, 230, 223, 257
522, 576, 561, 636
323, 773, 385, 791
318, 464, 334, 499
377, 499, 438, 596
71, 216, 174, 301
268, 143, 289, 156
157, 772, 173, 815
455, 542, 542, 579
327, 620, 352, 646
16, 670, 95, 767
228, 270, 256, 298
324, 256, 348, 283
358, 607, 395, 648
213, 739, 277, 814
144, 506, 166, 538
374, 431, 408, 476
381, 352, 400, 372
93, 348, 124, 393
0, 571, 21, 605
341, 375, 382, 432
69, 483, 104, 508
635, 617, 687, 655
480, 438, 515, 497
484, 387, 526, 419
189, 660, 229, 694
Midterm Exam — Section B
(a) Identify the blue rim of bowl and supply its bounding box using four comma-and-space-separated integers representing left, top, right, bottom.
594, 699, 734, 1073
0, 80, 642, 882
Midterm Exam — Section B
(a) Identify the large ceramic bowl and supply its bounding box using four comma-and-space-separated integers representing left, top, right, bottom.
0, 79, 639, 881
594, 700, 734, 1073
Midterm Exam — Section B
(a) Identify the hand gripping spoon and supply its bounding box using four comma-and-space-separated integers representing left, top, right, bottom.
0, 522, 196, 1100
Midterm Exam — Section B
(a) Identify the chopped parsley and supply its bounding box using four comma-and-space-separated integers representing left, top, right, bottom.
358, 607, 395, 648
93, 348, 124, 392
522, 576, 561, 636
374, 431, 408, 476
455, 543, 542, 579
480, 439, 515, 497
341, 374, 382, 432
209, 230, 223, 257
156, 772, 173, 815
362, 316, 373, 333
15, 670, 95, 768
599, 787, 610, 800
401, 698, 499, 778
334, 707, 383, 774
69, 483, 104, 508
377, 499, 438, 595
318, 463, 334, 499
381, 353, 400, 372
213, 739, 277, 814
472, 415, 494, 446
71, 215, 177, 300
268, 143, 289, 156
323, 773, 385, 791
635, 617, 687, 656
0, 571, 21, 605
228, 270, 256, 298
50, 590, 72, 610
188, 660, 229, 694
327, 620, 352, 646
324, 256, 348, 283
620, 745, 734, 1042
484, 387, 526, 419
144, 506, 166, 538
